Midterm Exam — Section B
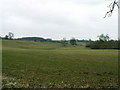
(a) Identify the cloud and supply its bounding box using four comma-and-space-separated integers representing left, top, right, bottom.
0, 0, 118, 40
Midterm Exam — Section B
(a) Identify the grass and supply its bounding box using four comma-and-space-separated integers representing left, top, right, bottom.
2, 40, 118, 88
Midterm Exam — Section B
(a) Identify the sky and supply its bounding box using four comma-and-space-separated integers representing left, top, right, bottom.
0, 0, 118, 40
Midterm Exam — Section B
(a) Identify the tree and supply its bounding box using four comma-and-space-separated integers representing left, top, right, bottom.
46, 38, 52, 42
61, 38, 68, 47
70, 37, 77, 46
5, 35, 9, 40
104, 0, 119, 18
8, 32, 14, 40
97, 34, 110, 42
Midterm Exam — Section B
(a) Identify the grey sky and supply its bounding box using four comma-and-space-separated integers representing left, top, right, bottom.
0, 0, 118, 40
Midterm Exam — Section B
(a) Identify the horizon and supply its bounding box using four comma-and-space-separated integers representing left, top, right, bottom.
1, 34, 118, 41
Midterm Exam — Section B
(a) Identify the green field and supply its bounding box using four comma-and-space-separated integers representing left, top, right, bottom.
2, 40, 118, 88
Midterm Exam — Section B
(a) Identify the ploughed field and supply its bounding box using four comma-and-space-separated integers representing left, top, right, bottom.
2, 40, 118, 88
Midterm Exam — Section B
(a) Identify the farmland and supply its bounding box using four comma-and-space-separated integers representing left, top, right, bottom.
2, 40, 118, 88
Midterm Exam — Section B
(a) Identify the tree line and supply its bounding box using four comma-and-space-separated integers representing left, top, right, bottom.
2, 32, 92, 46
86, 34, 119, 49
2, 32, 119, 49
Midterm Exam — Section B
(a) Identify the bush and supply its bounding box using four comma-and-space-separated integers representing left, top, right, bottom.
90, 40, 119, 49
70, 38, 77, 46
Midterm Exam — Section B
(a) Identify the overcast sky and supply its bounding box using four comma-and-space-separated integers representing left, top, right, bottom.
0, 0, 118, 40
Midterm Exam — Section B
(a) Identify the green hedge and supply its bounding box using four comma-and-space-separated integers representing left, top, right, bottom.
86, 40, 119, 49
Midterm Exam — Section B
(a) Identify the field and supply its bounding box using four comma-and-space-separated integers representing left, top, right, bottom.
2, 40, 118, 88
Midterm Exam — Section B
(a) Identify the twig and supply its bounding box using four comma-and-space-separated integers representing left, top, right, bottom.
104, 0, 119, 18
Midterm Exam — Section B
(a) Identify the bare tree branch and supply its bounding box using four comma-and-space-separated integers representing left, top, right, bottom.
104, 0, 119, 18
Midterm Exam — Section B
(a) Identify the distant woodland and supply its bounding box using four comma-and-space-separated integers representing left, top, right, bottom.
1, 32, 119, 49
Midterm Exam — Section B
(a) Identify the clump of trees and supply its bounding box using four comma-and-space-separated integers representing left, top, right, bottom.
70, 37, 77, 46
97, 34, 110, 42
17, 37, 49, 42
61, 37, 77, 47
3, 32, 14, 40
86, 34, 119, 49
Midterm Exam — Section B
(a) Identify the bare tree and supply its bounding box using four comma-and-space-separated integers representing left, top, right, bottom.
104, 0, 119, 18
8, 32, 14, 40
97, 34, 110, 42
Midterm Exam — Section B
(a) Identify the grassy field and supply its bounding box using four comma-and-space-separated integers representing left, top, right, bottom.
2, 40, 118, 88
